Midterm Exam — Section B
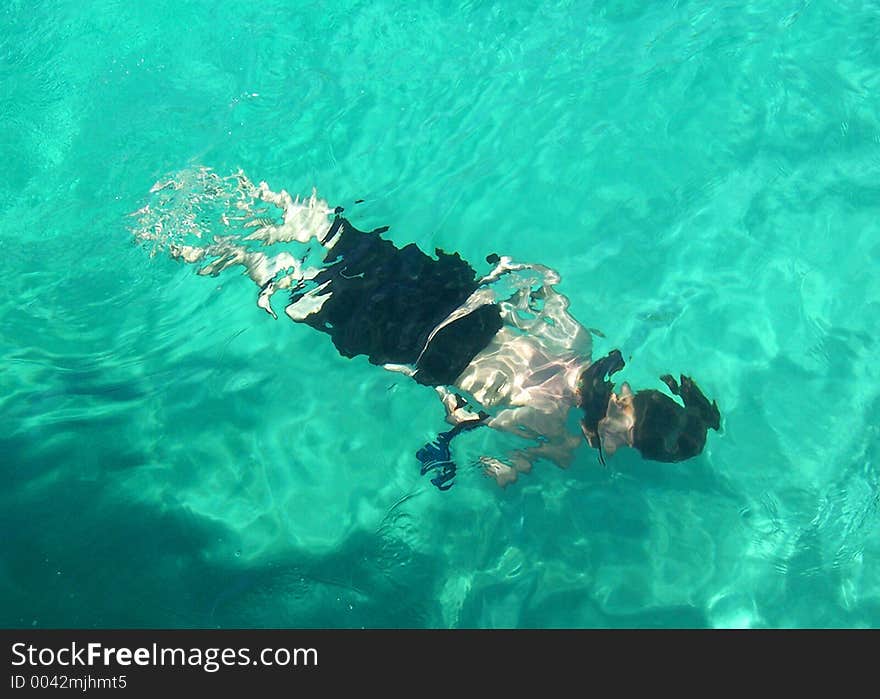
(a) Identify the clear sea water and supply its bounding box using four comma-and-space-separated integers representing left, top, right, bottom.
2, 0, 879, 629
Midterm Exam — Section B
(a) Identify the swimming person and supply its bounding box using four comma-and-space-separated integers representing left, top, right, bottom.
131, 167, 720, 489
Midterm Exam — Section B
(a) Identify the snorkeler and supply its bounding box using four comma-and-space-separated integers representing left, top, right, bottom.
132, 167, 720, 489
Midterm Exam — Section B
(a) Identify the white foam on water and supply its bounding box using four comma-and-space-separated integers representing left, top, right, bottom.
130, 166, 335, 318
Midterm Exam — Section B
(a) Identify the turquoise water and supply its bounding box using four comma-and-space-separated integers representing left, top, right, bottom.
2, 0, 879, 628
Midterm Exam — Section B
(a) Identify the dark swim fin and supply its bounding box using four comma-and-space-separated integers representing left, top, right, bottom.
416, 438, 457, 490
416, 415, 487, 490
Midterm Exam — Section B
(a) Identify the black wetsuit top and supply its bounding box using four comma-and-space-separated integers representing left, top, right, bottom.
289, 216, 502, 386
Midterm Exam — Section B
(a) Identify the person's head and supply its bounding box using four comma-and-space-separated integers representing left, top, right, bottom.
577, 352, 720, 464
630, 375, 721, 462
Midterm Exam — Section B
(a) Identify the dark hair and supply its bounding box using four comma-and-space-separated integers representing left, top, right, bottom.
577, 349, 625, 451
631, 375, 720, 463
